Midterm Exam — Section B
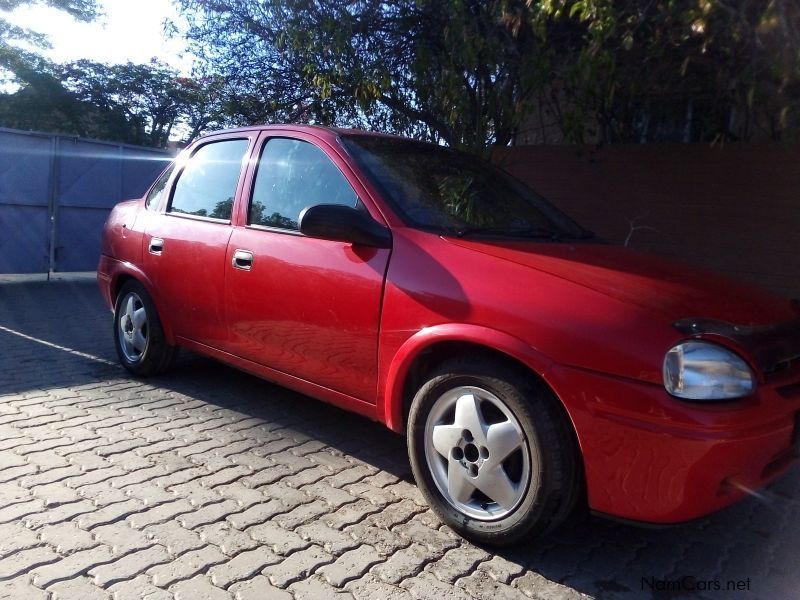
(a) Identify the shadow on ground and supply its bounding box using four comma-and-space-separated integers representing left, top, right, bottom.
0, 279, 797, 599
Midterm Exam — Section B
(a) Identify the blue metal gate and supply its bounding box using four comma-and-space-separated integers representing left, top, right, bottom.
0, 128, 172, 274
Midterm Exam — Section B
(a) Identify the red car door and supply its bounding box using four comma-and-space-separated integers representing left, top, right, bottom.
223, 132, 390, 403
143, 134, 254, 347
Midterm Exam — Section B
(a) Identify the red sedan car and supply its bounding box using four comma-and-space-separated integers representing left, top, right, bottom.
98, 124, 800, 546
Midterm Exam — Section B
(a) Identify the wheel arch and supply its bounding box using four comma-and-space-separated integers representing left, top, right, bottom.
110, 265, 175, 344
388, 325, 589, 541
381, 325, 573, 435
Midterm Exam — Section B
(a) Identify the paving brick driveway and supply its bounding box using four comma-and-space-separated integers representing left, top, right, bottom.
0, 279, 797, 600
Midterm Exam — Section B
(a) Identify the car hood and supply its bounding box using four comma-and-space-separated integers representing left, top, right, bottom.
444, 238, 796, 326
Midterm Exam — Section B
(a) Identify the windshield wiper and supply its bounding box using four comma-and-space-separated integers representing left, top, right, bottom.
561, 229, 596, 241
452, 226, 566, 240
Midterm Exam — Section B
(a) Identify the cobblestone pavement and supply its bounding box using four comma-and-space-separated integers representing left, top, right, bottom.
0, 280, 797, 600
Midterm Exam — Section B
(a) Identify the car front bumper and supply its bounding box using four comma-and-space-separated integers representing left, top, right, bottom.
548, 364, 800, 523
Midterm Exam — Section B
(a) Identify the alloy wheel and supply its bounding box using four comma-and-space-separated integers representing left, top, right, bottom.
424, 385, 533, 520
117, 291, 149, 363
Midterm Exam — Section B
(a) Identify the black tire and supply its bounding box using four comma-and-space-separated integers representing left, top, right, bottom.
113, 280, 176, 376
407, 356, 581, 547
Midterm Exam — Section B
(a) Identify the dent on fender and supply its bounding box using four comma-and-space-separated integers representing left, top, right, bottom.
380, 323, 555, 432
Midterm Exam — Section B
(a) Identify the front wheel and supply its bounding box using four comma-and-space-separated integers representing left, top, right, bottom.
407, 357, 581, 547
114, 280, 176, 376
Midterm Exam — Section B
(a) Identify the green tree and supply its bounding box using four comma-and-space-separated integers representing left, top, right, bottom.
1, 0, 99, 79
0, 57, 88, 132
177, 0, 556, 150
60, 60, 189, 146
175, 74, 229, 143
175, 0, 800, 148
0, 0, 102, 137
547, 0, 800, 143
0, 56, 226, 146
0, 2, 227, 146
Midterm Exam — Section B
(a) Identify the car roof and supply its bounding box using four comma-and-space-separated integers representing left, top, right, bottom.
198, 123, 413, 144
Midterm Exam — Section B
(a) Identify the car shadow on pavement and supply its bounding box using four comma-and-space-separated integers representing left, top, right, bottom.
161, 352, 414, 480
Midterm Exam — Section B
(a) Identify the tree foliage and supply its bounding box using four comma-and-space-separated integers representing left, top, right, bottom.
177, 0, 555, 148
0, 0, 227, 146
1, 0, 798, 149
0, 58, 226, 146
551, 0, 800, 144
0, 0, 97, 19
175, 0, 800, 149
0, 0, 99, 78
59, 60, 223, 146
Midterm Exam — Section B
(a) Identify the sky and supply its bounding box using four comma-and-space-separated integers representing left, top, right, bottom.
3, 0, 194, 72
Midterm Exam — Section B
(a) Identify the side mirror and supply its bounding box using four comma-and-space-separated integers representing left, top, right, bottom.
299, 204, 392, 249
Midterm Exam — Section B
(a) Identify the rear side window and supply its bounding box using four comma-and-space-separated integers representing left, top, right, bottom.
249, 138, 357, 230
145, 163, 174, 211
169, 139, 249, 220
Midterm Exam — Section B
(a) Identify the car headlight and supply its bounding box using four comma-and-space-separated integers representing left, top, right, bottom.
663, 341, 755, 400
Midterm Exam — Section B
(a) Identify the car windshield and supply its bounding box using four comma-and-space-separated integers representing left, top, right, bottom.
341, 135, 592, 240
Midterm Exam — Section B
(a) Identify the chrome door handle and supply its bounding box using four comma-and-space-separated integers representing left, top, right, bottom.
149, 237, 164, 255
232, 249, 254, 270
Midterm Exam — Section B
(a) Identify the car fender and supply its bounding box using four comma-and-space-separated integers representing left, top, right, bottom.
109, 260, 176, 345
381, 323, 555, 432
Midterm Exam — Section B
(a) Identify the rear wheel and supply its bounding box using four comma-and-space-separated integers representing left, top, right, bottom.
407, 357, 581, 546
114, 280, 176, 376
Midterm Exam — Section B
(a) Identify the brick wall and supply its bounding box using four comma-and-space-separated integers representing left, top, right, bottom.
493, 144, 800, 299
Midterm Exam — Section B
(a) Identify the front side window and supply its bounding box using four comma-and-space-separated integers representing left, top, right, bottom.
169, 139, 249, 220
249, 138, 358, 230
145, 163, 174, 211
